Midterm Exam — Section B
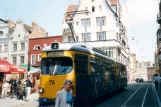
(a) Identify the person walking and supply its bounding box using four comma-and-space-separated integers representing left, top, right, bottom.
153, 73, 161, 91
1, 80, 9, 99
25, 76, 32, 101
55, 79, 73, 107
9, 77, 17, 98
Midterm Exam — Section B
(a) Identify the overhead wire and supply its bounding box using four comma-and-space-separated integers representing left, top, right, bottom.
123, 0, 144, 55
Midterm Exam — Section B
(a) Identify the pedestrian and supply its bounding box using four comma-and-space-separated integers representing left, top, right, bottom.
25, 76, 32, 101
153, 73, 161, 91
9, 77, 17, 98
55, 79, 73, 107
1, 80, 9, 99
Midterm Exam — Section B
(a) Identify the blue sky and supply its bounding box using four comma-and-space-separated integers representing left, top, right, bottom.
0, 0, 158, 62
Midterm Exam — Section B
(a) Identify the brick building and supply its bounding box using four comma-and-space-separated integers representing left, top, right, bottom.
28, 36, 62, 68
147, 67, 155, 81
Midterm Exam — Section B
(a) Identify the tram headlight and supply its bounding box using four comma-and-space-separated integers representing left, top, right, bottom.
39, 87, 44, 93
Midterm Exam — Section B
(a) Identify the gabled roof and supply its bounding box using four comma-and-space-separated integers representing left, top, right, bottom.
23, 24, 31, 32
65, 5, 77, 21
109, 0, 118, 6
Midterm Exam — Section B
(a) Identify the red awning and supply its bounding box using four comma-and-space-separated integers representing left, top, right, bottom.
0, 59, 27, 74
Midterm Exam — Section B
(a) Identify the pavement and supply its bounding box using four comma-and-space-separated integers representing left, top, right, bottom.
152, 83, 161, 107
0, 93, 39, 107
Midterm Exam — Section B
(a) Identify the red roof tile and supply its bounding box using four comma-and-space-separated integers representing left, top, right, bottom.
65, 5, 77, 21
109, 0, 118, 6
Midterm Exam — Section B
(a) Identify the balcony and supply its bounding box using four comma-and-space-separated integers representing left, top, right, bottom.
157, 12, 161, 24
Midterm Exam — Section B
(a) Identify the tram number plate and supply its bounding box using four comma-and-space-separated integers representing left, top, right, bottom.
49, 80, 55, 85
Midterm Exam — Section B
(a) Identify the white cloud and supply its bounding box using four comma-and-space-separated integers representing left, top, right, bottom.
121, 0, 158, 27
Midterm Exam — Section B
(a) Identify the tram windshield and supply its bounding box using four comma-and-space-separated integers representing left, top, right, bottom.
41, 57, 73, 75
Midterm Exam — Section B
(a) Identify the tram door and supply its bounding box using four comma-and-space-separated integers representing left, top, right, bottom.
75, 54, 89, 102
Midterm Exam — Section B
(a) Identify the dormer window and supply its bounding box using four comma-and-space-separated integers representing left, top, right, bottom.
33, 45, 41, 50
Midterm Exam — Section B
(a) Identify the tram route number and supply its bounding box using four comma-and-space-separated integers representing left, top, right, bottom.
49, 80, 55, 85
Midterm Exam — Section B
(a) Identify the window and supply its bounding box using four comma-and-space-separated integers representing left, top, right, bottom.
92, 6, 95, 12
97, 32, 106, 40
3, 57, 7, 60
0, 31, 3, 36
38, 54, 41, 62
68, 36, 73, 42
20, 56, 25, 64
75, 54, 88, 74
99, 5, 102, 12
96, 17, 106, 26
82, 33, 91, 42
21, 43, 25, 50
0, 45, 2, 53
81, 18, 91, 27
92, 0, 94, 2
41, 57, 73, 75
13, 43, 17, 52
85, 7, 88, 10
12, 56, 17, 65
4, 44, 8, 52
18, 34, 20, 38
76, 21, 79, 26
31, 54, 36, 65
33, 45, 41, 50
76, 36, 79, 41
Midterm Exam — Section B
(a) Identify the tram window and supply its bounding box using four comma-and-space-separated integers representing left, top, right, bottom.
41, 57, 73, 75
75, 54, 88, 74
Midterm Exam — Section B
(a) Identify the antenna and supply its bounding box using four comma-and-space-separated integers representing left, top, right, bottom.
5, 8, 7, 20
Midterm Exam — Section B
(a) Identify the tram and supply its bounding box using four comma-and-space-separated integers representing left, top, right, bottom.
38, 42, 127, 106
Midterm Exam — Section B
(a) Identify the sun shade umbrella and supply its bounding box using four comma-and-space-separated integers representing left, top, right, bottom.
0, 59, 27, 74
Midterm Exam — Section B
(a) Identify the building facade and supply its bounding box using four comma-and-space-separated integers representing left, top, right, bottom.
62, 0, 130, 75
0, 19, 47, 66
28, 36, 62, 67
147, 67, 155, 81
8, 19, 31, 66
156, 1, 161, 75
136, 61, 152, 81
0, 19, 9, 61
129, 53, 137, 81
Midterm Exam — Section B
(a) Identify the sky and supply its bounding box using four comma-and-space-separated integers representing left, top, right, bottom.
0, 0, 159, 62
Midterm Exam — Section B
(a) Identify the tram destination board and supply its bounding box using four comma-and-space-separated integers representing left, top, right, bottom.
47, 51, 64, 57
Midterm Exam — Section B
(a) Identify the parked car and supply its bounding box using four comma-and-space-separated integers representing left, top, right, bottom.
135, 77, 144, 82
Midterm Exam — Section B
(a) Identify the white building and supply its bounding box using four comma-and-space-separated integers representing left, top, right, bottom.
0, 19, 9, 61
8, 19, 30, 66
62, 0, 130, 67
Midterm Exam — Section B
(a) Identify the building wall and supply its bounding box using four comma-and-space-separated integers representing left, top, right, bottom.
147, 67, 155, 81
29, 22, 47, 38
62, 1, 130, 73
28, 36, 62, 67
0, 19, 9, 61
8, 19, 29, 66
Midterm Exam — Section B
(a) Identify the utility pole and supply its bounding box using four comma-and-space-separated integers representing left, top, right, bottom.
65, 10, 89, 42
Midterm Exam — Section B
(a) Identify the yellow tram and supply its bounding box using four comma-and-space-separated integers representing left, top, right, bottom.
39, 42, 127, 106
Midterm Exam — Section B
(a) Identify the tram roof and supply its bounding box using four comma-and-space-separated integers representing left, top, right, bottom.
42, 42, 124, 65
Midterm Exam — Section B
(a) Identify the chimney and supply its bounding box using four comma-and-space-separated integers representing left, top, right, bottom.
16, 19, 23, 24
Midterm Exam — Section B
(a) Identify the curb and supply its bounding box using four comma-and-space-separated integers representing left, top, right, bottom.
152, 84, 161, 107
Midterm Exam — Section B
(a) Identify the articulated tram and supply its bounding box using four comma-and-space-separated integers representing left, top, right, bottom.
39, 42, 127, 106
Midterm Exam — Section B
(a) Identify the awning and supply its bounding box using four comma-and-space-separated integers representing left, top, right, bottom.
20, 64, 40, 74
0, 59, 27, 74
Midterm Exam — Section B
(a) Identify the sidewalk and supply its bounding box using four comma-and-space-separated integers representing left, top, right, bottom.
14, 93, 39, 107
152, 83, 161, 107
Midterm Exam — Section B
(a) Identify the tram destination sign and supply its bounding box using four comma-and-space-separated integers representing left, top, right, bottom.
47, 51, 64, 57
